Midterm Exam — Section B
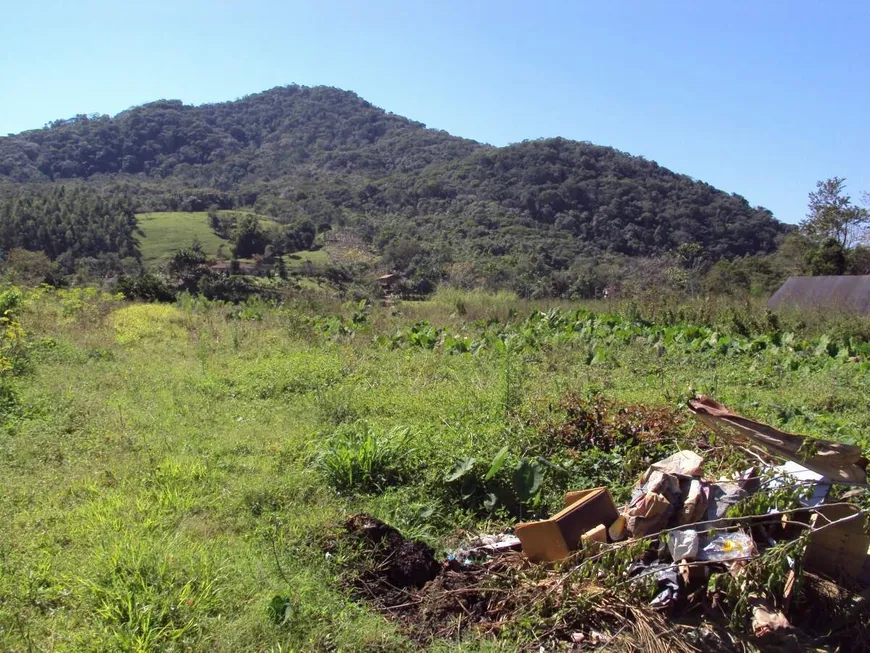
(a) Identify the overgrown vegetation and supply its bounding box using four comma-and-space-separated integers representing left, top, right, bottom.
317, 422, 415, 494
1, 285, 868, 650
3, 86, 870, 301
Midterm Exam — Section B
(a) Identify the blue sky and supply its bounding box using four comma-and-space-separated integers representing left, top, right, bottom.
1, 0, 868, 224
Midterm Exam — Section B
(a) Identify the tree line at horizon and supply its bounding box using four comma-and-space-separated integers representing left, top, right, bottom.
1, 174, 867, 301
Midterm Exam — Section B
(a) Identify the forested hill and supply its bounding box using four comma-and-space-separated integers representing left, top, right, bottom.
0, 86, 482, 183
355, 138, 784, 261
0, 85, 788, 282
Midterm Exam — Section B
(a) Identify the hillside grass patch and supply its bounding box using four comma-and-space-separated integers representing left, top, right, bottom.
137, 211, 281, 266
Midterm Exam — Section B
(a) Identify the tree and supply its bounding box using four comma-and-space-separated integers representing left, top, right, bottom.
275, 254, 288, 280
704, 260, 749, 295
1, 248, 62, 286
167, 241, 207, 292
116, 273, 175, 302
807, 238, 847, 275
207, 205, 220, 231
801, 177, 869, 249
847, 245, 870, 275
383, 238, 423, 272
673, 242, 708, 297
232, 215, 267, 258
0, 87, 795, 299
0, 186, 140, 276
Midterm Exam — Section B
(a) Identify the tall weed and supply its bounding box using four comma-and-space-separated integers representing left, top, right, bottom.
82, 539, 222, 652
316, 422, 414, 494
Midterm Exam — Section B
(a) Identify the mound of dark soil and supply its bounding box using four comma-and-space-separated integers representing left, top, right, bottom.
344, 514, 441, 589
339, 514, 521, 644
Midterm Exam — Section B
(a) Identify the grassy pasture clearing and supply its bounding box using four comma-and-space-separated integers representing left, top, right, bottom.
1, 287, 869, 651
136, 212, 281, 266
285, 249, 329, 270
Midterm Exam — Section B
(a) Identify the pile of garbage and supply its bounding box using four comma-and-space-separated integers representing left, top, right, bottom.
334, 396, 870, 650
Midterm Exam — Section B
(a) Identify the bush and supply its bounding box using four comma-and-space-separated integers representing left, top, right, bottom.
116, 274, 175, 302
316, 422, 414, 494
0, 287, 28, 376
197, 273, 253, 303
442, 449, 547, 517
1, 248, 64, 286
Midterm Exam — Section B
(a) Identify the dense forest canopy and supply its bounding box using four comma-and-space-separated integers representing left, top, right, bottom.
0, 86, 481, 183
352, 138, 784, 260
0, 186, 139, 266
0, 84, 801, 296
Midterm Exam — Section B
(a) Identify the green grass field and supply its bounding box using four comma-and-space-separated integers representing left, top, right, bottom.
285, 249, 329, 269
137, 212, 283, 267
1, 287, 869, 651
137, 212, 231, 266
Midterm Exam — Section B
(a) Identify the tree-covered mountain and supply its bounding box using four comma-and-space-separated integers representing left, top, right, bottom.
0, 84, 791, 295
353, 138, 783, 260
0, 86, 481, 183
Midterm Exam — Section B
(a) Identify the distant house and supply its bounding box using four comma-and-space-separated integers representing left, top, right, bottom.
377, 273, 401, 295
209, 261, 257, 275
768, 275, 870, 316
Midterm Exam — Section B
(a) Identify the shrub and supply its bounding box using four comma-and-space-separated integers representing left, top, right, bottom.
197, 273, 253, 303
316, 422, 414, 494
0, 287, 28, 375
1, 248, 63, 286
116, 274, 176, 303
442, 448, 546, 517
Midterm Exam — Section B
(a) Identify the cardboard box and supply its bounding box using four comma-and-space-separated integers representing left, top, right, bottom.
515, 488, 619, 563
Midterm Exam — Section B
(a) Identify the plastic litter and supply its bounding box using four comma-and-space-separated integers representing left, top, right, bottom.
668, 529, 700, 561
646, 563, 681, 609
704, 481, 748, 524
447, 533, 521, 565
688, 395, 869, 486
469, 533, 522, 552
699, 531, 756, 562
678, 478, 708, 525
625, 491, 672, 537
633, 469, 682, 504
750, 597, 792, 638
766, 460, 830, 508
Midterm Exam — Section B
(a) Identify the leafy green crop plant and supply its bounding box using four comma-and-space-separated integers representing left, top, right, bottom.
444, 447, 546, 517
